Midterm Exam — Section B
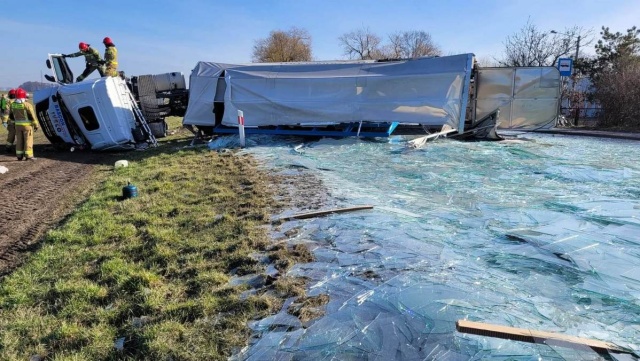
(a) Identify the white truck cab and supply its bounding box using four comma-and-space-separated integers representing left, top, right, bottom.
35, 54, 188, 151
35, 76, 147, 150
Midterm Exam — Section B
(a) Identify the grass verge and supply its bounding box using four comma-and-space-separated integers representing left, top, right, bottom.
0, 121, 321, 360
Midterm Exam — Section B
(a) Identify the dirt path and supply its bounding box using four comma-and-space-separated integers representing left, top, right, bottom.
0, 140, 114, 277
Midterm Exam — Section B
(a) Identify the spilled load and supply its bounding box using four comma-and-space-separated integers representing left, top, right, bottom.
36, 53, 561, 150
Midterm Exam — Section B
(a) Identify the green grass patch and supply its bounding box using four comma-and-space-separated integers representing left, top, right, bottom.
0, 121, 311, 360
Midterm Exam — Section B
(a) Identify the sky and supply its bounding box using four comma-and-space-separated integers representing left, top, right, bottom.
2, 0, 639, 88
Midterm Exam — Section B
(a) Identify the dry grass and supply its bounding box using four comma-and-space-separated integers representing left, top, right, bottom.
0, 119, 323, 360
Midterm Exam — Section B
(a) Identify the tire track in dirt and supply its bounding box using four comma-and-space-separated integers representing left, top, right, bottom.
0, 154, 98, 277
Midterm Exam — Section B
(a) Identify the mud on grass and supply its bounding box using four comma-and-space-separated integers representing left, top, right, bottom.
0, 122, 121, 278
0, 143, 325, 361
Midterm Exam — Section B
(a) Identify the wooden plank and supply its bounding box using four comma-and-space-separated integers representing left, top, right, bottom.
280, 205, 374, 221
456, 320, 632, 354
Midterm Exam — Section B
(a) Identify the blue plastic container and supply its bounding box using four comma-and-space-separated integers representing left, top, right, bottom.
122, 182, 138, 199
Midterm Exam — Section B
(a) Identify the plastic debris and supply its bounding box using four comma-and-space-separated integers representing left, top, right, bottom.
114, 337, 125, 351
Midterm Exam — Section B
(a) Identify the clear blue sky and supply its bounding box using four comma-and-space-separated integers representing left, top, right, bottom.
1, 0, 638, 87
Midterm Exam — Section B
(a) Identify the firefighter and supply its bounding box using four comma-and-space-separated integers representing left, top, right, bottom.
0, 93, 8, 125
9, 88, 39, 161
2, 89, 17, 153
0, 94, 7, 118
102, 37, 118, 77
63, 42, 105, 82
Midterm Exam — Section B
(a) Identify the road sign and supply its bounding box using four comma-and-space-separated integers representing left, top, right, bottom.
558, 58, 573, 76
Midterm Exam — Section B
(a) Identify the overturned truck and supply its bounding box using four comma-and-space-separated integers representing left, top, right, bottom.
35, 53, 561, 150
35, 54, 188, 150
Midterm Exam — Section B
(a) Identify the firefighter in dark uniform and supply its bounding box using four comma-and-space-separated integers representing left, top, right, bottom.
9, 88, 39, 161
2, 89, 16, 153
102, 37, 118, 77
63, 42, 105, 82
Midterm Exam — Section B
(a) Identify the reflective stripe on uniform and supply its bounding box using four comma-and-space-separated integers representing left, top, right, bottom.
10, 102, 37, 128
11, 102, 29, 121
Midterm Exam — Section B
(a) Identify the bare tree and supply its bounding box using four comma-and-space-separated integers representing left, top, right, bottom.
380, 40, 403, 59
475, 56, 500, 67
339, 27, 383, 60
499, 20, 591, 67
387, 31, 441, 58
252, 27, 312, 62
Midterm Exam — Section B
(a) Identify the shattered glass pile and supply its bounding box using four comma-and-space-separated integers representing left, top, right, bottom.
234, 133, 640, 360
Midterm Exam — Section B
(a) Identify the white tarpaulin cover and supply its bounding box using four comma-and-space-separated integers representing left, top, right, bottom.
183, 54, 474, 130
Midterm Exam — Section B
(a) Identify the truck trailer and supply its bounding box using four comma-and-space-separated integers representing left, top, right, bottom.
183, 54, 560, 139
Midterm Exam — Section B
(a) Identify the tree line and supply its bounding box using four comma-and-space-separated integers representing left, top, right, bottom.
252, 24, 640, 130
18, 81, 55, 93
252, 26, 441, 62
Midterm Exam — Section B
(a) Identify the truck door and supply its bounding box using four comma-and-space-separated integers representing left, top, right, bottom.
45, 54, 74, 84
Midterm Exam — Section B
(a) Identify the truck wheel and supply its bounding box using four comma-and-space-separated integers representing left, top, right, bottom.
149, 121, 168, 138
132, 127, 146, 142
197, 126, 214, 136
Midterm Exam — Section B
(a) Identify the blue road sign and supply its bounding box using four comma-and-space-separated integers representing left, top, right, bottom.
558, 58, 573, 76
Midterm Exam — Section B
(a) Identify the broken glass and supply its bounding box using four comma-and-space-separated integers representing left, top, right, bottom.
224, 133, 640, 360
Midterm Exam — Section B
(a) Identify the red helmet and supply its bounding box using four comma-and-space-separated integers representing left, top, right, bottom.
79, 42, 89, 51
15, 88, 27, 99
8, 89, 16, 98
103, 36, 113, 45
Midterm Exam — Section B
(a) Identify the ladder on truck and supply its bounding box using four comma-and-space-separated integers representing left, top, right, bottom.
127, 90, 158, 147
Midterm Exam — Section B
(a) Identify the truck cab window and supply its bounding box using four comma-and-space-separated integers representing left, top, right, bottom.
77, 106, 100, 131
50, 55, 74, 84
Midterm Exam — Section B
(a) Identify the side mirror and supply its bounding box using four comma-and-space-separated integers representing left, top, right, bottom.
46, 59, 52, 69
44, 74, 56, 83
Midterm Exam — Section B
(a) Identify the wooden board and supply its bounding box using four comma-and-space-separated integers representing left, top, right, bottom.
280, 205, 374, 221
456, 319, 632, 354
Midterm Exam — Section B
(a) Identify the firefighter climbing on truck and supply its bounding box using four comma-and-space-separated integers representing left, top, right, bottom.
63, 42, 105, 82
102, 37, 118, 77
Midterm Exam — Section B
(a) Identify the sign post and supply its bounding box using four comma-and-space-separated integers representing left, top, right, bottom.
557, 58, 574, 126
237, 110, 245, 147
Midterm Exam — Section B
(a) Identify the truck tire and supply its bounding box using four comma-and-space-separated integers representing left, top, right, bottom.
132, 127, 146, 142
148, 121, 168, 138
